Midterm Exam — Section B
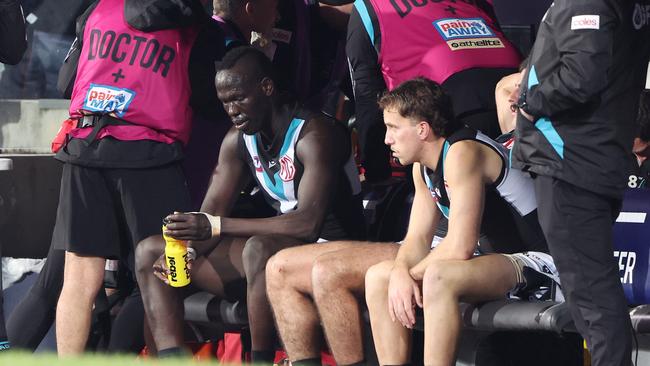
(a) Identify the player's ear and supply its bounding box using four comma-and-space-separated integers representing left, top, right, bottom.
417, 121, 430, 139
260, 77, 274, 96
244, 1, 254, 16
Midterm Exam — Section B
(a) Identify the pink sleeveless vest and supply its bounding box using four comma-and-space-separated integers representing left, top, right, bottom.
369, 0, 520, 90
69, 0, 198, 145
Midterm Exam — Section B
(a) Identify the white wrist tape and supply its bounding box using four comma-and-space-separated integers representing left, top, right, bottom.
193, 212, 221, 238
190, 211, 221, 238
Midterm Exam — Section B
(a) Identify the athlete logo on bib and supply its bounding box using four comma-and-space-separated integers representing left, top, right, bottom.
279, 155, 296, 182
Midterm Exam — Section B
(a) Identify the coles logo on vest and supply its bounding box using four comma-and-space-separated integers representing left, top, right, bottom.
278, 155, 296, 182
570, 15, 600, 30
433, 18, 504, 51
83, 83, 136, 117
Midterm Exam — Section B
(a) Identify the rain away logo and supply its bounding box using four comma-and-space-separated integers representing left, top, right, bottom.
434, 18, 504, 50
83, 84, 136, 117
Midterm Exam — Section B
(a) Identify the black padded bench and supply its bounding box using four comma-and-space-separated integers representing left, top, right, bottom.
184, 292, 248, 328
455, 300, 573, 333
631, 305, 650, 335
405, 300, 581, 366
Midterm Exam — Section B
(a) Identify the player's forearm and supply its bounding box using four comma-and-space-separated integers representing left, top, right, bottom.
221, 212, 322, 242
409, 239, 474, 280
199, 179, 245, 218
393, 240, 429, 271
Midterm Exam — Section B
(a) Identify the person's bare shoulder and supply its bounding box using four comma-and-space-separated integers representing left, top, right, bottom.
298, 113, 348, 162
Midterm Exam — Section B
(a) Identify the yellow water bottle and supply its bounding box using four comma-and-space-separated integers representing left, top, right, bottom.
162, 225, 191, 287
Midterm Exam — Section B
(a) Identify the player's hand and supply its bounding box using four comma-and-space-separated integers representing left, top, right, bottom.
152, 253, 170, 284
388, 266, 423, 329
408, 262, 427, 281
163, 212, 211, 241
152, 248, 196, 285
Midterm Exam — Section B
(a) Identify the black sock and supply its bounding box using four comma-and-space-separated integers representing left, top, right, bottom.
292, 357, 321, 366
251, 350, 276, 363
157, 347, 185, 358
342, 361, 366, 366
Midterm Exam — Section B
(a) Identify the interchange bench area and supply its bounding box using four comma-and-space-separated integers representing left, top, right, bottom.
182, 184, 650, 365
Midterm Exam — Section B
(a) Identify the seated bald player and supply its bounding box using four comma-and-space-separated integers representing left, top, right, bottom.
266, 77, 562, 366
138, 46, 365, 363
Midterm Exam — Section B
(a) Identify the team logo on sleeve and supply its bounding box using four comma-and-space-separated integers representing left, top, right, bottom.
83, 83, 136, 117
278, 155, 295, 182
433, 18, 504, 51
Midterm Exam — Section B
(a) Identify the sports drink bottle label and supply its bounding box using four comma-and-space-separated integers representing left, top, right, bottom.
163, 224, 191, 287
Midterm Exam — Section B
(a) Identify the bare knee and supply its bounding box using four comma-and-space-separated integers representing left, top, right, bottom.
242, 235, 278, 279
61, 253, 105, 301
422, 263, 456, 307
135, 235, 164, 280
265, 250, 293, 293
365, 260, 392, 303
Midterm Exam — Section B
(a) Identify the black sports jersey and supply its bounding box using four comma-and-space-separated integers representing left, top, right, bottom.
238, 108, 366, 241
422, 127, 548, 254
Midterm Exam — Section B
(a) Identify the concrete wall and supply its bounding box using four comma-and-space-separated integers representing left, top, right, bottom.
0, 99, 68, 153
